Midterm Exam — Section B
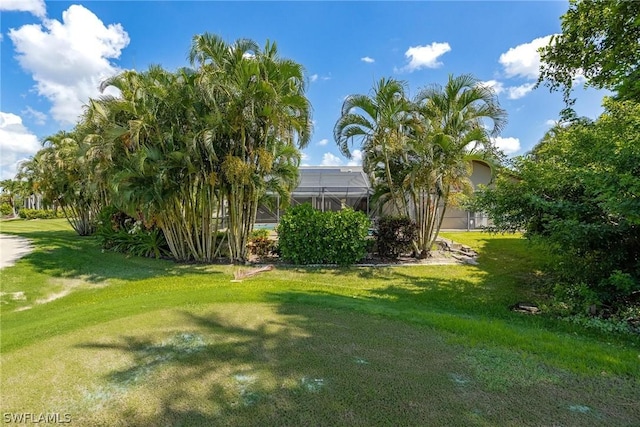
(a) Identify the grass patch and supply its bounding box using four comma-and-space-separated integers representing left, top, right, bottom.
1, 220, 639, 425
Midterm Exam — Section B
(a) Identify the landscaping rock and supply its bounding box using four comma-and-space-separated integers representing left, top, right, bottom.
510, 302, 540, 314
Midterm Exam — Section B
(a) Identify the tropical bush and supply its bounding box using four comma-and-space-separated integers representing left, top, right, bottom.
17, 34, 311, 264
375, 216, 418, 259
277, 204, 370, 265
17, 208, 65, 220
96, 207, 170, 259
248, 229, 276, 257
1, 203, 13, 216
473, 99, 640, 316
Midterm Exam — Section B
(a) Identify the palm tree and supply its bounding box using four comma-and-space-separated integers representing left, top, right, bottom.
334, 77, 415, 216
335, 74, 506, 256
18, 130, 99, 235
0, 179, 25, 217
94, 65, 227, 262
190, 33, 312, 263
411, 74, 507, 254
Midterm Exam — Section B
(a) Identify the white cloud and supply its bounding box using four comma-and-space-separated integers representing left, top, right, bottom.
347, 149, 363, 166
8, 5, 130, 125
0, 112, 41, 180
21, 106, 47, 125
499, 35, 553, 80
361, 56, 375, 63
572, 73, 587, 86
317, 138, 329, 146
492, 136, 521, 155
401, 42, 451, 72
480, 80, 505, 95
300, 152, 310, 166
0, 0, 46, 18
545, 119, 557, 127
507, 83, 535, 100
310, 73, 331, 82
321, 152, 343, 166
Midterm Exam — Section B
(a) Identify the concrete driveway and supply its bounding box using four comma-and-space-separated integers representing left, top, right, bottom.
0, 234, 33, 269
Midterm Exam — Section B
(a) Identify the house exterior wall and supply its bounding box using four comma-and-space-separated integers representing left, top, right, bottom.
469, 160, 492, 190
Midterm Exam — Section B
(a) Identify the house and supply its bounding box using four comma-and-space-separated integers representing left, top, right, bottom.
256, 160, 493, 230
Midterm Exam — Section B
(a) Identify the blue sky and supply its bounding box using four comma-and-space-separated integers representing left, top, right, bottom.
1, 0, 608, 179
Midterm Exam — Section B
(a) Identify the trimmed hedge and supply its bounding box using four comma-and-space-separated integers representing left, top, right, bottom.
18, 208, 65, 220
277, 204, 370, 266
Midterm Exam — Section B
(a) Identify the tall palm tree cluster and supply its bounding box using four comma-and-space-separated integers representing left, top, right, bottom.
334, 75, 507, 257
18, 32, 506, 263
19, 34, 312, 263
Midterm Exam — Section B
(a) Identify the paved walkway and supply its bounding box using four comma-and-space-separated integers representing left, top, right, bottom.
0, 234, 33, 269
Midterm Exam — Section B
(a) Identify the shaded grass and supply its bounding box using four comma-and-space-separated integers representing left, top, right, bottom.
1, 220, 639, 426
3, 303, 639, 426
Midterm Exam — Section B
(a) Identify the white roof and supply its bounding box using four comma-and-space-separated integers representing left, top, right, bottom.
293, 166, 371, 197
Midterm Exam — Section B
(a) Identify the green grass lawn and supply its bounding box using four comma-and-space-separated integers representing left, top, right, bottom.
1, 219, 639, 426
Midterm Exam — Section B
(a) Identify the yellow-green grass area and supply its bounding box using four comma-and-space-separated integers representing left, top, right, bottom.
1, 219, 639, 426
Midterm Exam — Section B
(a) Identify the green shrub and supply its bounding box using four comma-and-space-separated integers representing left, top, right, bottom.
550, 271, 639, 320
96, 206, 170, 259
17, 208, 64, 220
277, 204, 370, 266
250, 229, 270, 239
248, 228, 276, 257
598, 271, 639, 305
1, 203, 13, 216
248, 236, 276, 257
375, 216, 417, 259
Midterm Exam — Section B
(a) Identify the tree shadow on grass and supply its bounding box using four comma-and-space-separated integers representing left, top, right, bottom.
2, 229, 223, 283
299, 236, 550, 318
74, 304, 475, 426
73, 299, 640, 426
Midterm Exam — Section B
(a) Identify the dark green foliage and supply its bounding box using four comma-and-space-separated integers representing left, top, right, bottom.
248, 229, 276, 257
277, 204, 370, 265
17, 208, 64, 220
473, 99, 640, 315
538, 0, 640, 103
96, 206, 170, 259
375, 216, 418, 259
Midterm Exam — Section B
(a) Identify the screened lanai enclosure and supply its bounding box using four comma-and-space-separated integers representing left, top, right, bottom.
254, 160, 493, 230
255, 166, 373, 225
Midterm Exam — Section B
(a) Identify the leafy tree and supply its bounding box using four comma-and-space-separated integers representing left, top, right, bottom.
93, 65, 226, 261
538, 0, 640, 103
18, 130, 99, 235
334, 78, 414, 216
189, 33, 312, 263
473, 98, 640, 312
335, 74, 505, 256
411, 74, 506, 254
0, 179, 25, 217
